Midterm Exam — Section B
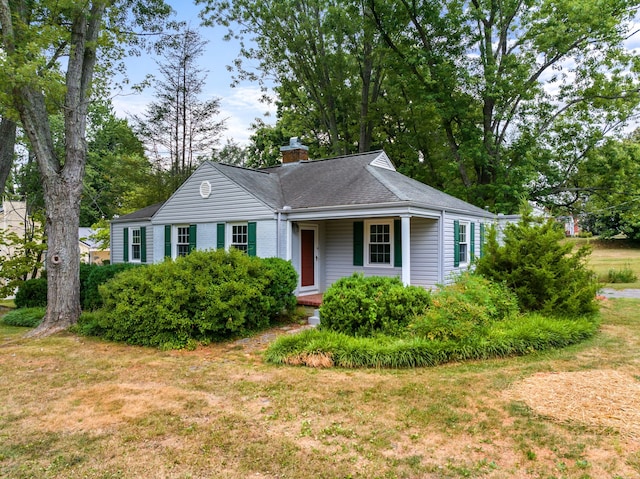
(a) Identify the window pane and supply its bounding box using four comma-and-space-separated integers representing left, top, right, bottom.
177, 227, 190, 257
132, 244, 141, 260
368, 223, 391, 264
232, 224, 248, 253
459, 244, 467, 264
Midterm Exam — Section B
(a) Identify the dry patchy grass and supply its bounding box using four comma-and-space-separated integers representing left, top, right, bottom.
1, 302, 639, 478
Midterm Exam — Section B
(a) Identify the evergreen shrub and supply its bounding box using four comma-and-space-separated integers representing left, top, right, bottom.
261, 257, 298, 316
319, 274, 431, 336
474, 208, 599, 317
15, 278, 47, 308
92, 249, 297, 349
1, 307, 45, 327
82, 263, 141, 310
408, 272, 519, 341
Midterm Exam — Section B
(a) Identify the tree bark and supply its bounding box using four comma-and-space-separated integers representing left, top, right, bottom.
0, 117, 16, 195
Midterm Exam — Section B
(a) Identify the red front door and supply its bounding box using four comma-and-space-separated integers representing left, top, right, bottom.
301, 229, 315, 287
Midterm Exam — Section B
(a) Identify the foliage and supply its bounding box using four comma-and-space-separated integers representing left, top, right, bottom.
603, 265, 638, 284
88, 250, 298, 349
1, 307, 45, 327
0, 213, 46, 299
574, 134, 640, 240
265, 314, 599, 368
475, 208, 600, 317
132, 27, 226, 193
201, 0, 389, 157
408, 273, 519, 341
0, 0, 174, 335
319, 274, 431, 337
81, 101, 155, 225
261, 257, 298, 316
14, 278, 48, 309
82, 263, 142, 311
203, 0, 640, 213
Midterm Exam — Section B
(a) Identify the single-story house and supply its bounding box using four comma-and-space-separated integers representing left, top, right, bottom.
111, 140, 498, 296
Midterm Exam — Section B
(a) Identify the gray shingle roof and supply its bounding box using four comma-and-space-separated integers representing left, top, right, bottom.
111, 202, 164, 223
210, 162, 284, 209
115, 151, 492, 221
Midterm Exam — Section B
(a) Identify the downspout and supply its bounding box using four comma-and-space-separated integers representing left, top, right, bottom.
439, 210, 445, 283
276, 211, 281, 258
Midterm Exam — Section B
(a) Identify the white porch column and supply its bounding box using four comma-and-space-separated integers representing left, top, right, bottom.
286, 220, 292, 261
401, 215, 411, 285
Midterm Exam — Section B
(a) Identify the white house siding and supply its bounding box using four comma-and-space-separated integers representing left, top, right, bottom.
324, 218, 402, 291
409, 217, 440, 288
255, 220, 278, 258
153, 225, 164, 262
111, 221, 153, 264
152, 163, 274, 225
442, 214, 489, 282
196, 223, 217, 251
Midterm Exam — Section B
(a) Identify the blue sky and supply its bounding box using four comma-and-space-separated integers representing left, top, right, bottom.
111, 1, 275, 145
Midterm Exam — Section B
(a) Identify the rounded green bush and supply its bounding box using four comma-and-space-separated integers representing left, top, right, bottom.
82, 263, 141, 310
92, 249, 297, 349
15, 278, 47, 308
319, 274, 431, 337
408, 272, 520, 341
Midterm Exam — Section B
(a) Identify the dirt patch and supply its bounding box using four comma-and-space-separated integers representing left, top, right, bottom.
504, 369, 640, 439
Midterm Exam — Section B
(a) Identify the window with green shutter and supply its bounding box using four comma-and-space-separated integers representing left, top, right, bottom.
247, 222, 257, 257
393, 219, 402, 267
353, 221, 364, 266
217, 223, 225, 249
164, 225, 171, 258
123, 228, 129, 262
453, 220, 460, 267
189, 224, 197, 253
470, 222, 475, 260
140, 227, 147, 263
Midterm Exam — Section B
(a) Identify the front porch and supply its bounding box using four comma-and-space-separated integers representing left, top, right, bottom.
296, 293, 323, 308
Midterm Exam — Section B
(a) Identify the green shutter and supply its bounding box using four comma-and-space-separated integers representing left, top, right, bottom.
470, 222, 475, 260
353, 221, 364, 266
164, 225, 171, 258
480, 223, 485, 258
217, 223, 225, 249
394, 219, 402, 267
123, 228, 129, 263
247, 222, 257, 257
453, 220, 460, 267
189, 224, 197, 253
140, 226, 147, 263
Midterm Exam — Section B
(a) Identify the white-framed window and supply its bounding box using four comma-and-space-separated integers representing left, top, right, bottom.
365, 220, 392, 266
131, 228, 141, 261
177, 226, 190, 257
458, 222, 468, 264
231, 224, 248, 253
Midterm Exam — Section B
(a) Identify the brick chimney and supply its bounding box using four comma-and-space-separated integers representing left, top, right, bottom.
280, 137, 309, 163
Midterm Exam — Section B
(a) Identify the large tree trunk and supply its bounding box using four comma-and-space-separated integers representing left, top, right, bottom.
0, 117, 16, 195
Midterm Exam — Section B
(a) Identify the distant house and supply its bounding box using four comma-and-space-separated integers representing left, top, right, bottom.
111, 140, 499, 295
78, 227, 110, 264
0, 200, 34, 259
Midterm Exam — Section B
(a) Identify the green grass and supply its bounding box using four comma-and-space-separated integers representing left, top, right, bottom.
0, 299, 637, 478
566, 237, 640, 289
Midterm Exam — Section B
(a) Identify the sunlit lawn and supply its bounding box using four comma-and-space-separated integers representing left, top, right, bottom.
568, 237, 640, 289
1, 297, 639, 478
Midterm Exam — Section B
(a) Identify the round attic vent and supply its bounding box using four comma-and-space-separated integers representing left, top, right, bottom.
199, 180, 212, 198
